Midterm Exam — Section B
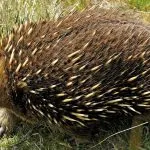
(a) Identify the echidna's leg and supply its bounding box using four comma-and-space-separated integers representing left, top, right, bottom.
129, 116, 143, 150
0, 108, 17, 136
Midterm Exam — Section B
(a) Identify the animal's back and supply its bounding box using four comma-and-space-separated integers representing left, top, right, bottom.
1, 8, 150, 130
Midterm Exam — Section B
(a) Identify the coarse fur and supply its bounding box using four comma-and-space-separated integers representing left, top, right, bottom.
0, 8, 150, 137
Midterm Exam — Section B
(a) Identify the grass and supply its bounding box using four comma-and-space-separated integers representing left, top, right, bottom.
0, 0, 150, 149
0, 122, 131, 150
1, 121, 150, 150
127, 0, 150, 11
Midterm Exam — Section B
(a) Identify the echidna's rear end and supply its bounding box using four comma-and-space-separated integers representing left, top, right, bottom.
0, 8, 150, 140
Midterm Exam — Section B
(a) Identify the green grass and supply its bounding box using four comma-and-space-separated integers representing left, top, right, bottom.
127, 0, 150, 11
0, 0, 150, 149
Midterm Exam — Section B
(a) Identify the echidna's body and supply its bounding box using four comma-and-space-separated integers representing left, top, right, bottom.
0, 8, 150, 134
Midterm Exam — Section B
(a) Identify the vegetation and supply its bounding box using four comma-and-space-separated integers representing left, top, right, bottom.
127, 0, 150, 11
0, 0, 150, 149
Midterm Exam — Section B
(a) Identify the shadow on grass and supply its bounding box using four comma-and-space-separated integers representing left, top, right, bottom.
0, 118, 135, 150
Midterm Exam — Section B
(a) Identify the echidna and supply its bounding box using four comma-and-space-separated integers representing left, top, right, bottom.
0, 8, 150, 137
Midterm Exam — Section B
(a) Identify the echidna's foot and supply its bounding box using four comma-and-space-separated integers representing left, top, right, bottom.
0, 108, 16, 137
